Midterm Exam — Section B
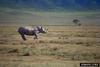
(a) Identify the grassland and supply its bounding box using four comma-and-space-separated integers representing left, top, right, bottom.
0, 25, 100, 67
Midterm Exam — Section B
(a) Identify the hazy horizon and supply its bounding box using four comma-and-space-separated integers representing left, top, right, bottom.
0, 9, 100, 26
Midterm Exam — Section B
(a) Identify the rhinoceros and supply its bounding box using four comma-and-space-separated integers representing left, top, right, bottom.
18, 26, 46, 40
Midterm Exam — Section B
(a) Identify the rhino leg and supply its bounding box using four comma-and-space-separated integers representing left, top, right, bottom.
34, 33, 38, 39
21, 34, 26, 40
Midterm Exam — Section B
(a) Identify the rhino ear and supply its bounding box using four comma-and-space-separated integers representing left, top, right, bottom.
36, 26, 39, 29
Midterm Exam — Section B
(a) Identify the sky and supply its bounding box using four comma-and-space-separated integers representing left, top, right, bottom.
0, 0, 100, 11
0, 0, 100, 25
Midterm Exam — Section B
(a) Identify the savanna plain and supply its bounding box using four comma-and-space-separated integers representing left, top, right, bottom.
0, 25, 100, 67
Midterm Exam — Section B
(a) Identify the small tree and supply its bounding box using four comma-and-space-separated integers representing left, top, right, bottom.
73, 19, 81, 26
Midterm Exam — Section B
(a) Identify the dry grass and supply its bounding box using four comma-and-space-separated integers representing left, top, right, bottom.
0, 25, 100, 67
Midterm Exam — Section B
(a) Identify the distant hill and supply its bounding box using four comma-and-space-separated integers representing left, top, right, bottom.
0, 0, 100, 11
